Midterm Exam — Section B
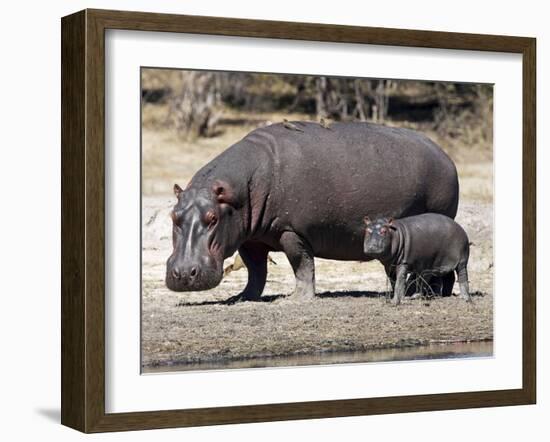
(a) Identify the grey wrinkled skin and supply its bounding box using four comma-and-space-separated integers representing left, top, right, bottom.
363, 213, 471, 305
166, 121, 460, 301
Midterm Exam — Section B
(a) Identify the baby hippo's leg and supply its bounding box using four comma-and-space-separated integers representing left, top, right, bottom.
393, 264, 408, 305
384, 264, 396, 291
457, 264, 472, 302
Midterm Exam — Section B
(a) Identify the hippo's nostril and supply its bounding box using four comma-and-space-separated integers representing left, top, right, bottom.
172, 268, 181, 280
190, 267, 197, 278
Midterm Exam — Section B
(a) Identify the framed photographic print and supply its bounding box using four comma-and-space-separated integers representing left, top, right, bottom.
61, 9, 536, 433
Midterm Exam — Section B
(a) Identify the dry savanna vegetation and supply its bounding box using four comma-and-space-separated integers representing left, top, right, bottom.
141, 69, 493, 371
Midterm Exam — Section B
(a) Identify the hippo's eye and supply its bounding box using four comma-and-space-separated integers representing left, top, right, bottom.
379, 227, 387, 235
171, 210, 184, 224
171, 211, 183, 233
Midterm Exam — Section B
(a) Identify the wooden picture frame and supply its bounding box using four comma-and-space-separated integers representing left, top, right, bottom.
61, 8, 536, 433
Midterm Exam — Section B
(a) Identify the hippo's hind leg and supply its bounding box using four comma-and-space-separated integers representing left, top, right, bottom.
279, 231, 315, 299
424, 273, 454, 297
457, 263, 471, 302
230, 242, 270, 302
441, 272, 456, 296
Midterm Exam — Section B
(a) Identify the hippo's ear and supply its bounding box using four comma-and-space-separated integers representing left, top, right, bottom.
386, 218, 397, 230
212, 180, 240, 208
173, 183, 183, 198
363, 216, 371, 226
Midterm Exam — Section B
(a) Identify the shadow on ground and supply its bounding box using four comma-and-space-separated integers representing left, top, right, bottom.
176, 289, 486, 307
176, 294, 287, 307
176, 290, 393, 306
317, 289, 488, 300
316, 290, 389, 299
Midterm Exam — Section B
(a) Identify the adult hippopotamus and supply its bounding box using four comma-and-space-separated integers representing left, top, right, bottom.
165, 121, 459, 301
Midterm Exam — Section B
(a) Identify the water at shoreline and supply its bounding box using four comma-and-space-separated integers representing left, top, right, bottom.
143, 340, 493, 374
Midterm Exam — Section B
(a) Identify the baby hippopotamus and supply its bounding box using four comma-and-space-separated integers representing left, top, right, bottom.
363, 213, 471, 305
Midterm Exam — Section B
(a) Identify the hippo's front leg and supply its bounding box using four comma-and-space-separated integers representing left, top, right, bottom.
384, 263, 396, 291
279, 231, 315, 299
393, 264, 408, 305
226, 242, 269, 303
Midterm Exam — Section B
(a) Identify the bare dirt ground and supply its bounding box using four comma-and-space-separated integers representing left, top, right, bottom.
141, 111, 494, 371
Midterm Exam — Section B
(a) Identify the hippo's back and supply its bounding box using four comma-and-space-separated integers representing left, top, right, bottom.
243, 121, 459, 260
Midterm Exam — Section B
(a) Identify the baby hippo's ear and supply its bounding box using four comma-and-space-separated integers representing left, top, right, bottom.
363, 216, 372, 226
386, 217, 397, 230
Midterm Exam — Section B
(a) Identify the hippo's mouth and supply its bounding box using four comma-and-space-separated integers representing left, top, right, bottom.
165, 266, 223, 292
364, 247, 385, 257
